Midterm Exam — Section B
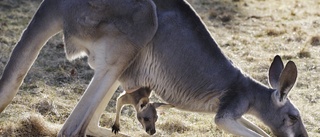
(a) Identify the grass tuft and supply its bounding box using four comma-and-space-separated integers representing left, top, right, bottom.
266, 28, 287, 37
310, 36, 320, 46
298, 50, 311, 58
158, 118, 191, 134
0, 113, 61, 136
34, 99, 59, 116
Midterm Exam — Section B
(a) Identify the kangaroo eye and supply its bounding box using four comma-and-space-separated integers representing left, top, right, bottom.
288, 114, 298, 121
144, 118, 149, 121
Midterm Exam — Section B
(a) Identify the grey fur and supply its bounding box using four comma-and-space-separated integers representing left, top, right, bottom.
0, 0, 308, 136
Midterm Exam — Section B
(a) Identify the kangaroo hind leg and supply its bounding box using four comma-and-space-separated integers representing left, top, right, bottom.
0, 0, 62, 112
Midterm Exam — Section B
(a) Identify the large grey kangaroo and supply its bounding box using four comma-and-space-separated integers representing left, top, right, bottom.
0, 0, 308, 136
112, 87, 172, 135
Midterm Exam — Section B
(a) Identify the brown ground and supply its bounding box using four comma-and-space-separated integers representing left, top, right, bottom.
0, 0, 319, 136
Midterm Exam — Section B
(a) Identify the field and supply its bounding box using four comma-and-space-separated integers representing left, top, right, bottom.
0, 0, 319, 136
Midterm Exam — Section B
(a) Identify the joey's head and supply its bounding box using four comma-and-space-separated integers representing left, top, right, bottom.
261, 55, 308, 137
137, 98, 173, 135
137, 103, 157, 135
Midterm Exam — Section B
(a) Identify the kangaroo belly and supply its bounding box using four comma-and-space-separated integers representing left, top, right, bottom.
119, 45, 230, 113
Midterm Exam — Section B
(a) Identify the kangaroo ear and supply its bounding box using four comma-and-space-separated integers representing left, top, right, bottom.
152, 102, 174, 109
277, 61, 297, 102
138, 97, 149, 109
268, 55, 284, 89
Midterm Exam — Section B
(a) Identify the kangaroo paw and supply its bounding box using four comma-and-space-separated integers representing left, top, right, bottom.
112, 124, 120, 134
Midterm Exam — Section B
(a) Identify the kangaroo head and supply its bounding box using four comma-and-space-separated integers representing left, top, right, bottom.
137, 98, 172, 135
263, 55, 308, 137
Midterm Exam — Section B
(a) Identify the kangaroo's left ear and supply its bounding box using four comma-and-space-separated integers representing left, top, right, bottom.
277, 61, 297, 102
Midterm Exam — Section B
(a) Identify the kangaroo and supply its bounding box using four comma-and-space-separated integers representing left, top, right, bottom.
0, 0, 308, 136
112, 87, 172, 135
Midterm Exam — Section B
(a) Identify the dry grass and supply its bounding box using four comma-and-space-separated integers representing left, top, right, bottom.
0, 113, 61, 136
0, 0, 320, 136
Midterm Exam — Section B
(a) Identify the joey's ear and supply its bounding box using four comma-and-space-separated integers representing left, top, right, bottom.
138, 97, 149, 109
268, 55, 284, 89
152, 102, 174, 109
112, 0, 158, 47
277, 61, 297, 102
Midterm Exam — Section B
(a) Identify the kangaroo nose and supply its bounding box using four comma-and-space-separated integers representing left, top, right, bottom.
147, 128, 156, 135
297, 134, 308, 137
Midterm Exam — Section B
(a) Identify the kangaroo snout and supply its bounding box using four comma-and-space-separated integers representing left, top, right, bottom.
298, 134, 308, 137
146, 128, 156, 135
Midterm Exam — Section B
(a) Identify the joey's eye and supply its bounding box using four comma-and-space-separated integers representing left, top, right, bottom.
288, 114, 298, 121
144, 118, 149, 121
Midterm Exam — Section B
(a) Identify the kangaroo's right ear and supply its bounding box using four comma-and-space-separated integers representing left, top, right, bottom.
268, 55, 284, 89
152, 103, 174, 109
